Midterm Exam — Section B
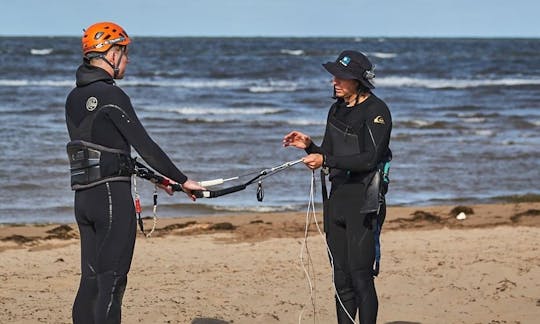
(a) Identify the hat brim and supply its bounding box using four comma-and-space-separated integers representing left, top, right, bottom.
322, 62, 375, 89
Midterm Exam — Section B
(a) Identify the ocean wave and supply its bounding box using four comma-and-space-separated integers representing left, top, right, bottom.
376, 76, 540, 89
0, 78, 247, 89
3, 183, 43, 190
30, 48, 53, 55
166, 107, 285, 115
280, 49, 305, 56
207, 203, 304, 213
147, 201, 310, 216
284, 118, 325, 126
454, 112, 500, 118
462, 117, 486, 123
178, 117, 241, 124
248, 80, 298, 93
474, 130, 495, 136
121, 78, 300, 93
248, 86, 297, 93
399, 119, 450, 129
0, 79, 74, 87
0, 77, 306, 93
120, 78, 248, 89
368, 52, 397, 59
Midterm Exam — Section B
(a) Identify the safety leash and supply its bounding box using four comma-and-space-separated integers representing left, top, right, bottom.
132, 171, 158, 238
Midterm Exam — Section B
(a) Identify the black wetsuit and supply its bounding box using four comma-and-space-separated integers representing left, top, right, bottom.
306, 95, 392, 324
65, 63, 188, 324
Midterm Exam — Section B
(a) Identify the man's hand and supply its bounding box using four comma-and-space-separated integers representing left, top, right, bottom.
283, 131, 312, 149
156, 182, 174, 196
181, 179, 206, 201
303, 153, 323, 170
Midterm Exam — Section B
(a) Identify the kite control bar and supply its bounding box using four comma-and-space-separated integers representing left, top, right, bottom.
134, 159, 303, 201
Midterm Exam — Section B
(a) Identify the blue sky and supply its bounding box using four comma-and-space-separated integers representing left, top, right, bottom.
2, 0, 539, 37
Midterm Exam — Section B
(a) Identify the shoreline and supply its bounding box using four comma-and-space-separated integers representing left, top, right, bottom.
1, 202, 539, 248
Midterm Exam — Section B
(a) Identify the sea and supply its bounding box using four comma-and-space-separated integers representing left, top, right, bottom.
0, 37, 539, 224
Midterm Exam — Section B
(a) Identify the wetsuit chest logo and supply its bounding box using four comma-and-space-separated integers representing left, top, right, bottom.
86, 97, 98, 111
374, 116, 385, 124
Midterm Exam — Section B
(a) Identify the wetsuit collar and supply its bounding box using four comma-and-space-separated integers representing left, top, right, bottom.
75, 63, 115, 87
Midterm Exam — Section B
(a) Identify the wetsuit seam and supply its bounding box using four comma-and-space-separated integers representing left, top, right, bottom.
97, 182, 114, 257
106, 276, 119, 318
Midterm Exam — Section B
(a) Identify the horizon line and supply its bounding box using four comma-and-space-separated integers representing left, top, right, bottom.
1, 34, 539, 39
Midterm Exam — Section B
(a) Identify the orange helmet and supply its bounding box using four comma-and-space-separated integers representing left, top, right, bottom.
82, 22, 131, 55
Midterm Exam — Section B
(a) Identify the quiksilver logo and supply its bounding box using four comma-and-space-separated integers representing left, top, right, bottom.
86, 97, 98, 111
374, 116, 385, 124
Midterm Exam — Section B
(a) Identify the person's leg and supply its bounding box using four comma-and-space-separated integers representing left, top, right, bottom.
72, 191, 98, 324
347, 211, 378, 324
327, 187, 357, 323
92, 182, 137, 324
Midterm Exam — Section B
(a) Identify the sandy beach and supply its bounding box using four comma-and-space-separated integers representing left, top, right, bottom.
1, 202, 539, 323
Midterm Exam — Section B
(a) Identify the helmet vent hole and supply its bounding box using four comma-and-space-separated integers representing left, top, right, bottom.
94, 32, 104, 40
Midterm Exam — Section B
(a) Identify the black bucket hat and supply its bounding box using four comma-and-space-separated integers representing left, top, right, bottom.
322, 50, 375, 89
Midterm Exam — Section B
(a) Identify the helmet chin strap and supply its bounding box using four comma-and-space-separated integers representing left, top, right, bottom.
113, 49, 126, 78
92, 48, 124, 78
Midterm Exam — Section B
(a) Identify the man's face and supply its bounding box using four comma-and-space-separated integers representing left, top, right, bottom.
332, 77, 358, 99
112, 46, 129, 79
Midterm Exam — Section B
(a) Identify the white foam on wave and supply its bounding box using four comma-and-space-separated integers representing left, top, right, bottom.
280, 49, 305, 56
119, 78, 248, 89
285, 118, 325, 126
0, 77, 301, 92
462, 117, 486, 123
248, 80, 298, 93
8, 75, 539, 91
249, 86, 297, 93
30, 48, 53, 55
411, 119, 435, 127
210, 204, 299, 213
475, 130, 494, 136
368, 52, 397, 59
377, 76, 540, 89
167, 106, 284, 115
0, 79, 74, 87
121, 78, 300, 93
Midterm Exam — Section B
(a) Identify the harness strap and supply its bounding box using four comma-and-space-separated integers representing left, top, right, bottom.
373, 214, 382, 276
320, 168, 330, 232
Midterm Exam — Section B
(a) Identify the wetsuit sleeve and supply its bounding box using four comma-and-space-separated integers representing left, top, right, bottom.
305, 107, 333, 155
325, 103, 392, 172
103, 96, 188, 184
